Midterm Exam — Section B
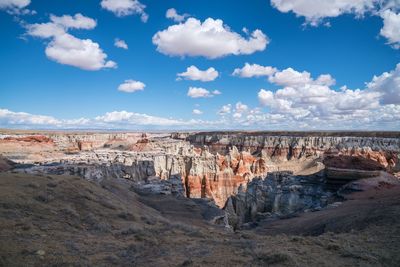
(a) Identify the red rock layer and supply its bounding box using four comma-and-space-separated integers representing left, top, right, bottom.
3, 135, 54, 144
181, 149, 269, 207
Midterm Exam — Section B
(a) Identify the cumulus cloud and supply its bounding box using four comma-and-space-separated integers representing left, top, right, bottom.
231, 102, 249, 119
26, 14, 116, 71
212, 90, 222, 95
268, 68, 335, 87
93, 111, 186, 126
187, 87, 213, 98
0, 109, 199, 129
192, 109, 203, 115
100, 0, 148, 22
1, 108, 244, 130
44, 34, 117, 70
114, 38, 128, 49
255, 64, 399, 125
367, 63, 400, 104
0, 0, 32, 14
218, 104, 232, 115
152, 18, 268, 58
166, 8, 188, 22
270, 1, 400, 49
233, 63, 277, 78
214, 64, 400, 129
49, 13, 96, 29
235, 102, 249, 113
187, 87, 221, 98
0, 0, 30, 9
177, 65, 219, 82
380, 9, 400, 49
270, 0, 378, 26
233, 64, 336, 88
258, 89, 275, 106
118, 79, 145, 93
0, 108, 60, 126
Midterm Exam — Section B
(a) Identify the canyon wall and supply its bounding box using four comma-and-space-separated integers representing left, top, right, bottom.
224, 171, 332, 229
1, 131, 399, 207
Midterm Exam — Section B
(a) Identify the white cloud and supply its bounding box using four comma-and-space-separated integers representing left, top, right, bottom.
0, 108, 234, 130
233, 112, 242, 119
212, 90, 222, 95
367, 63, 400, 104
0, 109, 192, 128
187, 87, 212, 98
230, 102, 250, 121
152, 18, 268, 58
0, 0, 31, 14
26, 14, 116, 71
0, 108, 60, 126
49, 13, 96, 30
0, 0, 30, 9
177, 65, 219, 82
270, 1, 400, 49
45, 34, 117, 70
94, 111, 185, 126
27, 22, 65, 38
218, 104, 232, 115
166, 8, 188, 22
118, 79, 145, 93
232, 63, 277, 78
187, 87, 221, 98
380, 9, 400, 49
100, 0, 148, 22
235, 102, 248, 113
268, 67, 335, 87
192, 109, 203, 115
270, 0, 378, 26
256, 65, 392, 123
258, 89, 275, 106
114, 38, 128, 49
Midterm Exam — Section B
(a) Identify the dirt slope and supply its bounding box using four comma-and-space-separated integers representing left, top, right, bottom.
1, 172, 400, 266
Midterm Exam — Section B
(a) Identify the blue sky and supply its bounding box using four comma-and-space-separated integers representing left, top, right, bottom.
0, 0, 399, 130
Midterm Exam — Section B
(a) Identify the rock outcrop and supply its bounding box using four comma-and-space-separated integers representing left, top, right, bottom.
323, 155, 388, 189
0, 156, 15, 172
224, 171, 331, 229
1, 131, 399, 207
186, 132, 400, 170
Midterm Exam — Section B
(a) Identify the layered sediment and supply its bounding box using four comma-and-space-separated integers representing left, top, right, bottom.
1, 131, 399, 207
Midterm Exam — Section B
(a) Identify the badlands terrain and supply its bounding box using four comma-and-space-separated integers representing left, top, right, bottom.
1, 130, 400, 266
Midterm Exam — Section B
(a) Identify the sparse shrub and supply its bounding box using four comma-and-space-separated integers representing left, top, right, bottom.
140, 215, 156, 225
120, 226, 141, 236
180, 259, 193, 266
255, 250, 293, 265
34, 192, 54, 203
46, 182, 57, 188
82, 213, 110, 232
118, 211, 136, 221
170, 222, 204, 238
60, 205, 79, 218
25, 182, 40, 189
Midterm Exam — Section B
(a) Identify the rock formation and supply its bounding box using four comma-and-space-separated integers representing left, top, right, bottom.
224, 171, 331, 229
1, 131, 399, 208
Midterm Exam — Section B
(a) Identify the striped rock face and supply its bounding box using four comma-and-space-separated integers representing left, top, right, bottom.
1, 131, 399, 207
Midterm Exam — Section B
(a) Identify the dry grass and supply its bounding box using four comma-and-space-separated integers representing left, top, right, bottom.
0, 172, 400, 266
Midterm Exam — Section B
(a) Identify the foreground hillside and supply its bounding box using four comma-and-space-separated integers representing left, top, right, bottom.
1, 171, 400, 266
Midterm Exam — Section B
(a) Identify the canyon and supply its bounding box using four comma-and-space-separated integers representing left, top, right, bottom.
1, 131, 399, 208
1, 130, 400, 266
